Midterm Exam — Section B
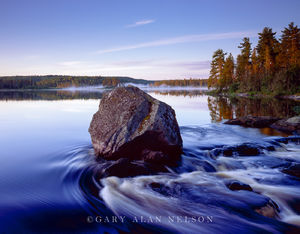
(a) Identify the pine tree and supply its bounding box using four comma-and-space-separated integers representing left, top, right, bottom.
220, 53, 235, 90
251, 48, 259, 75
208, 49, 226, 89
236, 37, 252, 81
257, 27, 279, 73
207, 23, 300, 95
280, 22, 300, 68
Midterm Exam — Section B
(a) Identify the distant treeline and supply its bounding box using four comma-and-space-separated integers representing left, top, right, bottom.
154, 90, 206, 97
0, 75, 151, 89
208, 22, 300, 95
151, 79, 208, 87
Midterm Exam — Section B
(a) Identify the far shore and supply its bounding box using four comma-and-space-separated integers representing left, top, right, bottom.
206, 90, 300, 101
1, 86, 300, 102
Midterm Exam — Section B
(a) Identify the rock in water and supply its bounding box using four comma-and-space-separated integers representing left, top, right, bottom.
89, 86, 182, 165
224, 115, 280, 128
271, 116, 300, 134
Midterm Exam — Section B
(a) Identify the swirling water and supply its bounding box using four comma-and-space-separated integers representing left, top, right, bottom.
0, 90, 300, 233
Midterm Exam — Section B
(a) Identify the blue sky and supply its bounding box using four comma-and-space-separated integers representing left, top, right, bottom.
0, 0, 299, 80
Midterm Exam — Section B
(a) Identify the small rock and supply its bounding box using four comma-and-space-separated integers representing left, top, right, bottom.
275, 136, 300, 144
226, 181, 253, 191
254, 200, 279, 218
212, 143, 262, 157
286, 116, 300, 124
282, 163, 300, 178
149, 182, 178, 197
149, 182, 162, 189
223, 147, 234, 156
271, 117, 300, 134
235, 144, 260, 156
224, 115, 281, 128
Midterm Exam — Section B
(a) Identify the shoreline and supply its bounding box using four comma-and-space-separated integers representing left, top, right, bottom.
206, 90, 300, 101
1, 88, 299, 101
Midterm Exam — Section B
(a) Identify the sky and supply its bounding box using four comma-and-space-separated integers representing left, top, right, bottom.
0, 0, 299, 80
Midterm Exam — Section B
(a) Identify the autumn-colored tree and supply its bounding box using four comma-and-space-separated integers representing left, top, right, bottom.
208, 49, 226, 89
236, 37, 252, 81
257, 27, 279, 73
251, 48, 259, 75
152, 79, 208, 87
279, 22, 300, 68
208, 23, 300, 95
220, 53, 234, 90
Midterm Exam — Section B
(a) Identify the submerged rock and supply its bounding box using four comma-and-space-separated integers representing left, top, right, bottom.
235, 144, 261, 156
224, 115, 280, 128
282, 163, 300, 178
226, 181, 253, 191
274, 136, 300, 144
254, 200, 279, 218
89, 86, 182, 165
210, 143, 265, 157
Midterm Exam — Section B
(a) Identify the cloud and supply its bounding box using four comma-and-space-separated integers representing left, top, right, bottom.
112, 59, 155, 66
58, 61, 83, 66
111, 60, 210, 71
96, 31, 257, 54
126, 19, 155, 28
163, 60, 211, 71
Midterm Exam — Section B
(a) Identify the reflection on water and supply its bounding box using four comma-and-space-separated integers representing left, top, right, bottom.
153, 90, 206, 97
0, 90, 104, 100
1, 90, 298, 122
0, 89, 207, 101
208, 96, 299, 122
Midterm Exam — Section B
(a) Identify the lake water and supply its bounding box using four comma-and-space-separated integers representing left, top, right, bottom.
0, 89, 300, 233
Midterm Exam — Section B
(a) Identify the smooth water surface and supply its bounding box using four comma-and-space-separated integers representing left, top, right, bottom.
0, 89, 300, 233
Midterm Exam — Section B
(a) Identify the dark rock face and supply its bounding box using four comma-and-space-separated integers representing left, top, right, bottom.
224, 115, 280, 128
89, 86, 182, 165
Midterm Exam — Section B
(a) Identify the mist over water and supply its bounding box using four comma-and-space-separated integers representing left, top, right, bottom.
0, 89, 299, 233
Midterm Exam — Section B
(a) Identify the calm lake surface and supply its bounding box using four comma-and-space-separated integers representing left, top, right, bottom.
0, 89, 300, 233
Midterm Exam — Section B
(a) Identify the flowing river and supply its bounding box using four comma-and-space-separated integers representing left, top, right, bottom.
0, 89, 299, 233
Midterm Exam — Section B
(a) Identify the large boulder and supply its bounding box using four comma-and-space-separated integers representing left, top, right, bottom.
89, 86, 182, 165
